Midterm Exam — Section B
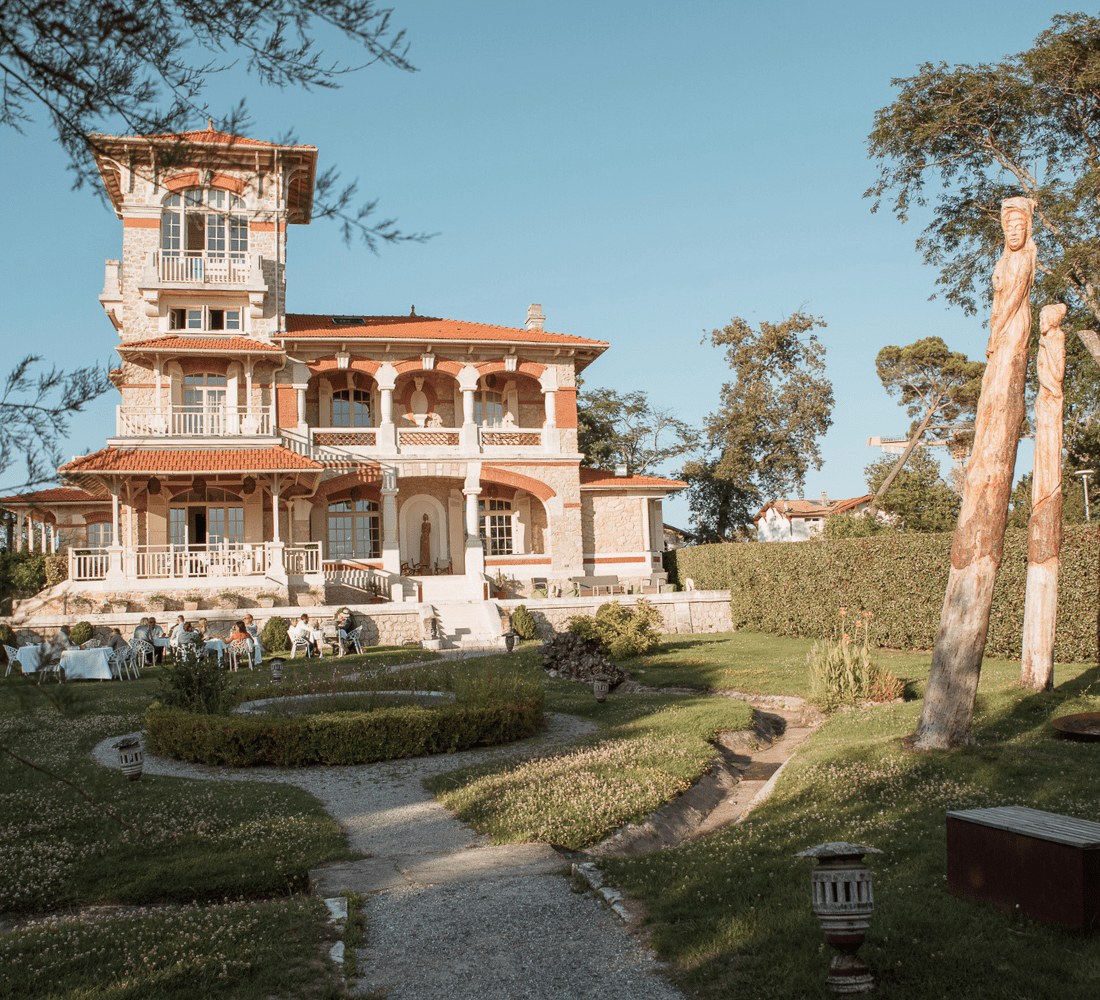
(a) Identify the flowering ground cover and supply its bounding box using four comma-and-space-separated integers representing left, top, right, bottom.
425, 647, 755, 848
599, 655, 1100, 999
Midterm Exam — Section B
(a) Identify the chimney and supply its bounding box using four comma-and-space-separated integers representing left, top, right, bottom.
821, 491, 828, 507
615, 464, 628, 477
526, 303, 545, 331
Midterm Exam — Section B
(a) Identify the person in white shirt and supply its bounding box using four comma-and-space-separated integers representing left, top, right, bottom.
288, 614, 325, 657
242, 613, 263, 664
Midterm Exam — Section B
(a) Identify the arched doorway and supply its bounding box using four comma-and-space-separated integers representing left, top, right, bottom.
399, 494, 448, 573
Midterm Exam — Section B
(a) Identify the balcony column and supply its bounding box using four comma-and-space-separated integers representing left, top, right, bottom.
381, 466, 400, 577
539, 369, 559, 453
15, 512, 25, 551
266, 477, 288, 588
105, 484, 126, 586
296, 387, 307, 429
458, 364, 480, 452
243, 360, 258, 434
463, 462, 485, 580
376, 362, 397, 452
153, 359, 165, 432
40, 518, 48, 554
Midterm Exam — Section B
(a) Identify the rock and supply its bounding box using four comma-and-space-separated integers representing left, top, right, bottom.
540, 632, 626, 687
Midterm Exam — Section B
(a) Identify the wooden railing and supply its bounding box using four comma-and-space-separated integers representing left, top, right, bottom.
69, 549, 109, 581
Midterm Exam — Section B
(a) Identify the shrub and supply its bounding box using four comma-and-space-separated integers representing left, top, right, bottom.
0, 624, 17, 663
4, 552, 46, 595
667, 526, 1100, 661
511, 604, 537, 640
262, 615, 291, 653
155, 646, 236, 715
567, 599, 663, 659
44, 553, 68, 587
68, 621, 94, 646
807, 610, 903, 709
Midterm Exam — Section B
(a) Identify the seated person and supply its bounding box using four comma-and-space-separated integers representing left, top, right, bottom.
176, 622, 205, 655
132, 617, 153, 645
242, 613, 263, 663
168, 615, 187, 643
44, 625, 71, 662
147, 618, 165, 662
228, 620, 250, 645
195, 618, 209, 637
288, 614, 325, 657
335, 609, 358, 655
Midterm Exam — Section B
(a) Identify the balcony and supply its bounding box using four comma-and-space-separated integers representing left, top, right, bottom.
116, 405, 274, 439
69, 542, 321, 583
290, 424, 555, 462
146, 251, 264, 286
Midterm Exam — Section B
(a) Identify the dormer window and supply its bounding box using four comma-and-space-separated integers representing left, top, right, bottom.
162, 189, 248, 259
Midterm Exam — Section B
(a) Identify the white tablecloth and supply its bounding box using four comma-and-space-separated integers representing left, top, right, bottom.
204, 638, 227, 664
15, 645, 47, 673
59, 648, 114, 681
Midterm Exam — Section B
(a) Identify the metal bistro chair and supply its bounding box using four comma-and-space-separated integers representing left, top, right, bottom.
343, 625, 364, 655
130, 638, 154, 673
81, 638, 103, 648
228, 638, 254, 671
290, 630, 314, 659
109, 643, 135, 681
4, 645, 20, 678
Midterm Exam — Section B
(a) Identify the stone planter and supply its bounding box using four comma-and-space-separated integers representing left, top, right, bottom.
422, 638, 444, 651
147, 600, 167, 614
504, 632, 516, 653
217, 597, 240, 611
183, 600, 199, 612
110, 601, 128, 614
257, 597, 275, 608
296, 593, 318, 607
493, 590, 507, 600
113, 736, 144, 780
593, 675, 610, 703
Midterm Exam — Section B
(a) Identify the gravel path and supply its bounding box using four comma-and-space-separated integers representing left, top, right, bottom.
91, 714, 687, 999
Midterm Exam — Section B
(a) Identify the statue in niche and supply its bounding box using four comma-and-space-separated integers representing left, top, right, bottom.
1021, 303, 1067, 690
911, 196, 1037, 749
420, 514, 432, 572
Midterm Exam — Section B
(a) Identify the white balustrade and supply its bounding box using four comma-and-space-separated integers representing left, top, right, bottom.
152, 252, 258, 284
283, 543, 321, 575
69, 549, 109, 581
117, 405, 272, 437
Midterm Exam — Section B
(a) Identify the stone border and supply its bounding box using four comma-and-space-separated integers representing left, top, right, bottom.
233, 690, 455, 716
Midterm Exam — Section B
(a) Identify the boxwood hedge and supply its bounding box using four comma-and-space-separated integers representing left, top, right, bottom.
666, 526, 1099, 662
145, 692, 544, 767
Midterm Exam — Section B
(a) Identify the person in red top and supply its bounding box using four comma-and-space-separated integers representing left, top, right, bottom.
228, 621, 250, 645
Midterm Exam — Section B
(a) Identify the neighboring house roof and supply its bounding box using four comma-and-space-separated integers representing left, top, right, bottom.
281, 314, 610, 353
60, 447, 324, 474
0, 488, 103, 507
753, 494, 874, 522
579, 468, 687, 490
117, 336, 282, 354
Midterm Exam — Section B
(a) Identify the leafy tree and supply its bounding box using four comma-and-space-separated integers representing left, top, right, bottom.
576, 388, 695, 475
2, 356, 112, 492
821, 511, 891, 540
1, 0, 428, 249
864, 450, 961, 532
870, 337, 984, 514
681, 312, 834, 538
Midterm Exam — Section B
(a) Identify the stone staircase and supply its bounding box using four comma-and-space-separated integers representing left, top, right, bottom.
424, 601, 506, 650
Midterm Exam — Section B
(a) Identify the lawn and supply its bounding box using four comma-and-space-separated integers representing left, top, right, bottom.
598, 652, 1100, 1000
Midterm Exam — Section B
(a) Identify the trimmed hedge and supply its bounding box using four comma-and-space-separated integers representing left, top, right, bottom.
666, 526, 1099, 662
145, 693, 545, 767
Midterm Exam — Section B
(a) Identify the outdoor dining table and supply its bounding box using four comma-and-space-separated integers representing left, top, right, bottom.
15, 645, 47, 674
204, 638, 227, 665
58, 647, 114, 681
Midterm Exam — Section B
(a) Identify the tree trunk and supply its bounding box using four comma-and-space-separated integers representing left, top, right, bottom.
867, 405, 938, 518
911, 198, 1035, 750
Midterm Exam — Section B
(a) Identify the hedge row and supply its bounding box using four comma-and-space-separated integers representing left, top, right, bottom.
146, 694, 544, 767
666, 526, 1099, 662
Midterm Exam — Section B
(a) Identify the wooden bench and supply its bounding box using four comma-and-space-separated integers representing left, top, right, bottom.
569, 575, 626, 596
946, 805, 1100, 930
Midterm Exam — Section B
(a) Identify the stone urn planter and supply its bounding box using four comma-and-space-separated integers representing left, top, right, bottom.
503, 632, 516, 653
147, 597, 168, 613
296, 593, 318, 607
257, 596, 276, 608
110, 601, 128, 614
113, 736, 144, 780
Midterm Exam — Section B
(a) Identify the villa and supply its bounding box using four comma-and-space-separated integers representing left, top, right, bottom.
0, 127, 685, 606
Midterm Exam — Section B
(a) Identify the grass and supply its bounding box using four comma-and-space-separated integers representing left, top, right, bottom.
425, 646, 754, 848
599, 653, 1100, 1000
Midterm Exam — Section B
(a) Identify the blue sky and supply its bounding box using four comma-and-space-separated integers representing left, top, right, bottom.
2, 1, 1074, 526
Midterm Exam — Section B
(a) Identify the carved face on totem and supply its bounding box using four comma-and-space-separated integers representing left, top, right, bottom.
1003, 211, 1030, 252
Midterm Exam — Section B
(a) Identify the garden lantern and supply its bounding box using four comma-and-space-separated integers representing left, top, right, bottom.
113, 736, 144, 781
795, 841, 882, 994
593, 674, 609, 703
270, 657, 285, 683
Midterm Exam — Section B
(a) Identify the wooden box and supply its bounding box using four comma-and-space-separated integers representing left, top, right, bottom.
946, 805, 1100, 931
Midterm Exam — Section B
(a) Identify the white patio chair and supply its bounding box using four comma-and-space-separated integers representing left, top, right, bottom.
109, 643, 134, 680
81, 638, 103, 649
343, 625, 364, 655
290, 631, 314, 659
228, 638, 254, 671
130, 638, 154, 673
4, 645, 19, 678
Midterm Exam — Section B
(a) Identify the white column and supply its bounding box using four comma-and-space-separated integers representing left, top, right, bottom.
641, 499, 651, 554
40, 518, 48, 554
296, 387, 307, 427
376, 362, 398, 452
154, 361, 164, 429
458, 364, 481, 452
381, 481, 400, 576
245, 362, 255, 431
16, 511, 25, 551
111, 491, 120, 545
543, 389, 557, 427
271, 483, 281, 543
105, 486, 126, 586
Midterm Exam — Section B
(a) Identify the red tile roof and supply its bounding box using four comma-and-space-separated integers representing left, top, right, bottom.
117, 336, 281, 353
89, 128, 315, 150
579, 468, 687, 489
754, 495, 874, 521
60, 447, 323, 474
0, 488, 103, 505
282, 314, 609, 350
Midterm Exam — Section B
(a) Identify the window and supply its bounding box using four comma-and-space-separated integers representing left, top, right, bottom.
87, 522, 113, 548
478, 498, 513, 555
207, 506, 244, 546
474, 390, 504, 427
161, 189, 248, 258
327, 499, 380, 559
169, 306, 242, 332
181, 373, 227, 434
333, 389, 371, 427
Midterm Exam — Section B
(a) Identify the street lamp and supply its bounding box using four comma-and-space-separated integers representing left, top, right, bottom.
1075, 470, 1094, 522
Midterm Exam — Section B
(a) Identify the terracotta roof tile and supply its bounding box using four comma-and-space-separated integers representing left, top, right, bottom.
0, 488, 102, 505
579, 468, 687, 489
754, 495, 874, 521
90, 128, 315, 150
117, 335, 281, 353
60, 447, 323, 474
282, 314, 609, 350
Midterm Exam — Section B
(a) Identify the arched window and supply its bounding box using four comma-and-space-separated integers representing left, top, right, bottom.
333, 389, 371, 427
474, 390, 504, 427
161, 189, 248, 259
328, 499, 380, 559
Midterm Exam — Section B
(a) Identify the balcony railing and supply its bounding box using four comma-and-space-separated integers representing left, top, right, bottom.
151, 251, 260, 285
479, 428, 543, 448
397, 428, 461, 448
313, 429, 377, 448
117, 405, 273, 438
68, 541, 321, 582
